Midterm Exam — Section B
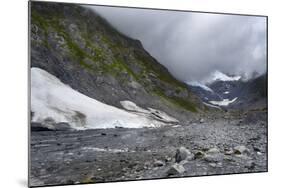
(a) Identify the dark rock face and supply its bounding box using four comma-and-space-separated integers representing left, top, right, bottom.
30, 1, 203, 123
31, 122, 53, 131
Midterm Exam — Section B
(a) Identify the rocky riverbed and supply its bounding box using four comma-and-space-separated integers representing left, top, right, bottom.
30, 112, 267, 187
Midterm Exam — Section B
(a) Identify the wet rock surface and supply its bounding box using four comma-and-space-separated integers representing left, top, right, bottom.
30, 114, 267, 187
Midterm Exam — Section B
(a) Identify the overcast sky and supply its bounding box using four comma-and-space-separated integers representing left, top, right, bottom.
88, 5, 267, 82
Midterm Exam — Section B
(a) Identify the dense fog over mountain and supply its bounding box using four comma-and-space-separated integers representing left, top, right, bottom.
92, 6, 267, 82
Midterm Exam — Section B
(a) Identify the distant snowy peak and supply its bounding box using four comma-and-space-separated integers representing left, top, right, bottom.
186, 71, 241, 92
209, 70, 241, 83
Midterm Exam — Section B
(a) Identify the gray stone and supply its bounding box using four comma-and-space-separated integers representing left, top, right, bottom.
154, 160, 165, 167
204, 147, 224, 163
209, 162, 222, 168
206, 147, 220, 154
224, 149, 233, 155
234, 145, 250, 155
194, 151, 205, 159
204, 153, 224, 163
245, 160, 256, 170
167, 164, 185, 175
175, 147, 194, 163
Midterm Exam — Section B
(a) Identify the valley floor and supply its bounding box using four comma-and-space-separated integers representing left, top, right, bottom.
29, 113, 267, 187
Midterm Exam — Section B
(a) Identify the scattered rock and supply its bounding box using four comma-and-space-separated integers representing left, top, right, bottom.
253, 146, 261, 152
175, 147, 194, 163
154, 160, 165, 167
101, 132, 107, 136
224, 148, 233, 155
209, 162, 222, 168
233, 145, 250, 155
207, 147, 220, 154
194, 151, 205, 159
165, 156, 172, 162
200, 118, 205, 123
204, 153, 224, 163
245, 161, 256, 170
167, 164, 185, 176
204, 147, 224, 163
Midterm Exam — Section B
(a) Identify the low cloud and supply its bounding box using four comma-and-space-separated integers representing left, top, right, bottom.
89, 5, 267, 82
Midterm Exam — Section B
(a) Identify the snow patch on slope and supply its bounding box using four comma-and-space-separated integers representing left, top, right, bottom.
120, 100, 179, 123
120, 100, 150, 113
209, 97, 238, 106
203, 102, 222, 110
31, 68, 175, 130
186, 81, 213, 92
147, 107, 179, 123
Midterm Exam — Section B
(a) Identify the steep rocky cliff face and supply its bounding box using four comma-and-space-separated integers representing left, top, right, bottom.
30, 2, 204, 122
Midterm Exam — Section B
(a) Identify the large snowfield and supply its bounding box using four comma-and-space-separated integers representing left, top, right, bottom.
31, 68, 177, 130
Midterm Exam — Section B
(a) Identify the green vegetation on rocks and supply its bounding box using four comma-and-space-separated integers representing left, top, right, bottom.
31, 2, 201, 114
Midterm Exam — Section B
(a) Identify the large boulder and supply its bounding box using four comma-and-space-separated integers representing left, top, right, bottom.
233, 145, 250, 155
203, 147, 224, 163
175, 147, 194, 163
167, 164, 185, 176
154, 160, 165, 167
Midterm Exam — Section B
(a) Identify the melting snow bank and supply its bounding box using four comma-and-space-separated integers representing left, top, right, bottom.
120, 101, 179, 123
209, 97, 238, 106
31, 68, 178, 130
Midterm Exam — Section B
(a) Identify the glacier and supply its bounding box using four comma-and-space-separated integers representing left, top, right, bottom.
31, 67, 177, 130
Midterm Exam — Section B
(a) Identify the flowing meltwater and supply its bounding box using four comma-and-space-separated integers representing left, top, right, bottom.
31, 68, 178, 130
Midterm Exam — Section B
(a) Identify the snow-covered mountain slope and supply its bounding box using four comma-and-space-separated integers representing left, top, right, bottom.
186, 81, 213, 93
31, 68, 178, 130
185, 71, 241, 102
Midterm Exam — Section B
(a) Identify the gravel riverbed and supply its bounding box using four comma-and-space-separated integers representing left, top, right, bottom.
30, 113, 267, 187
